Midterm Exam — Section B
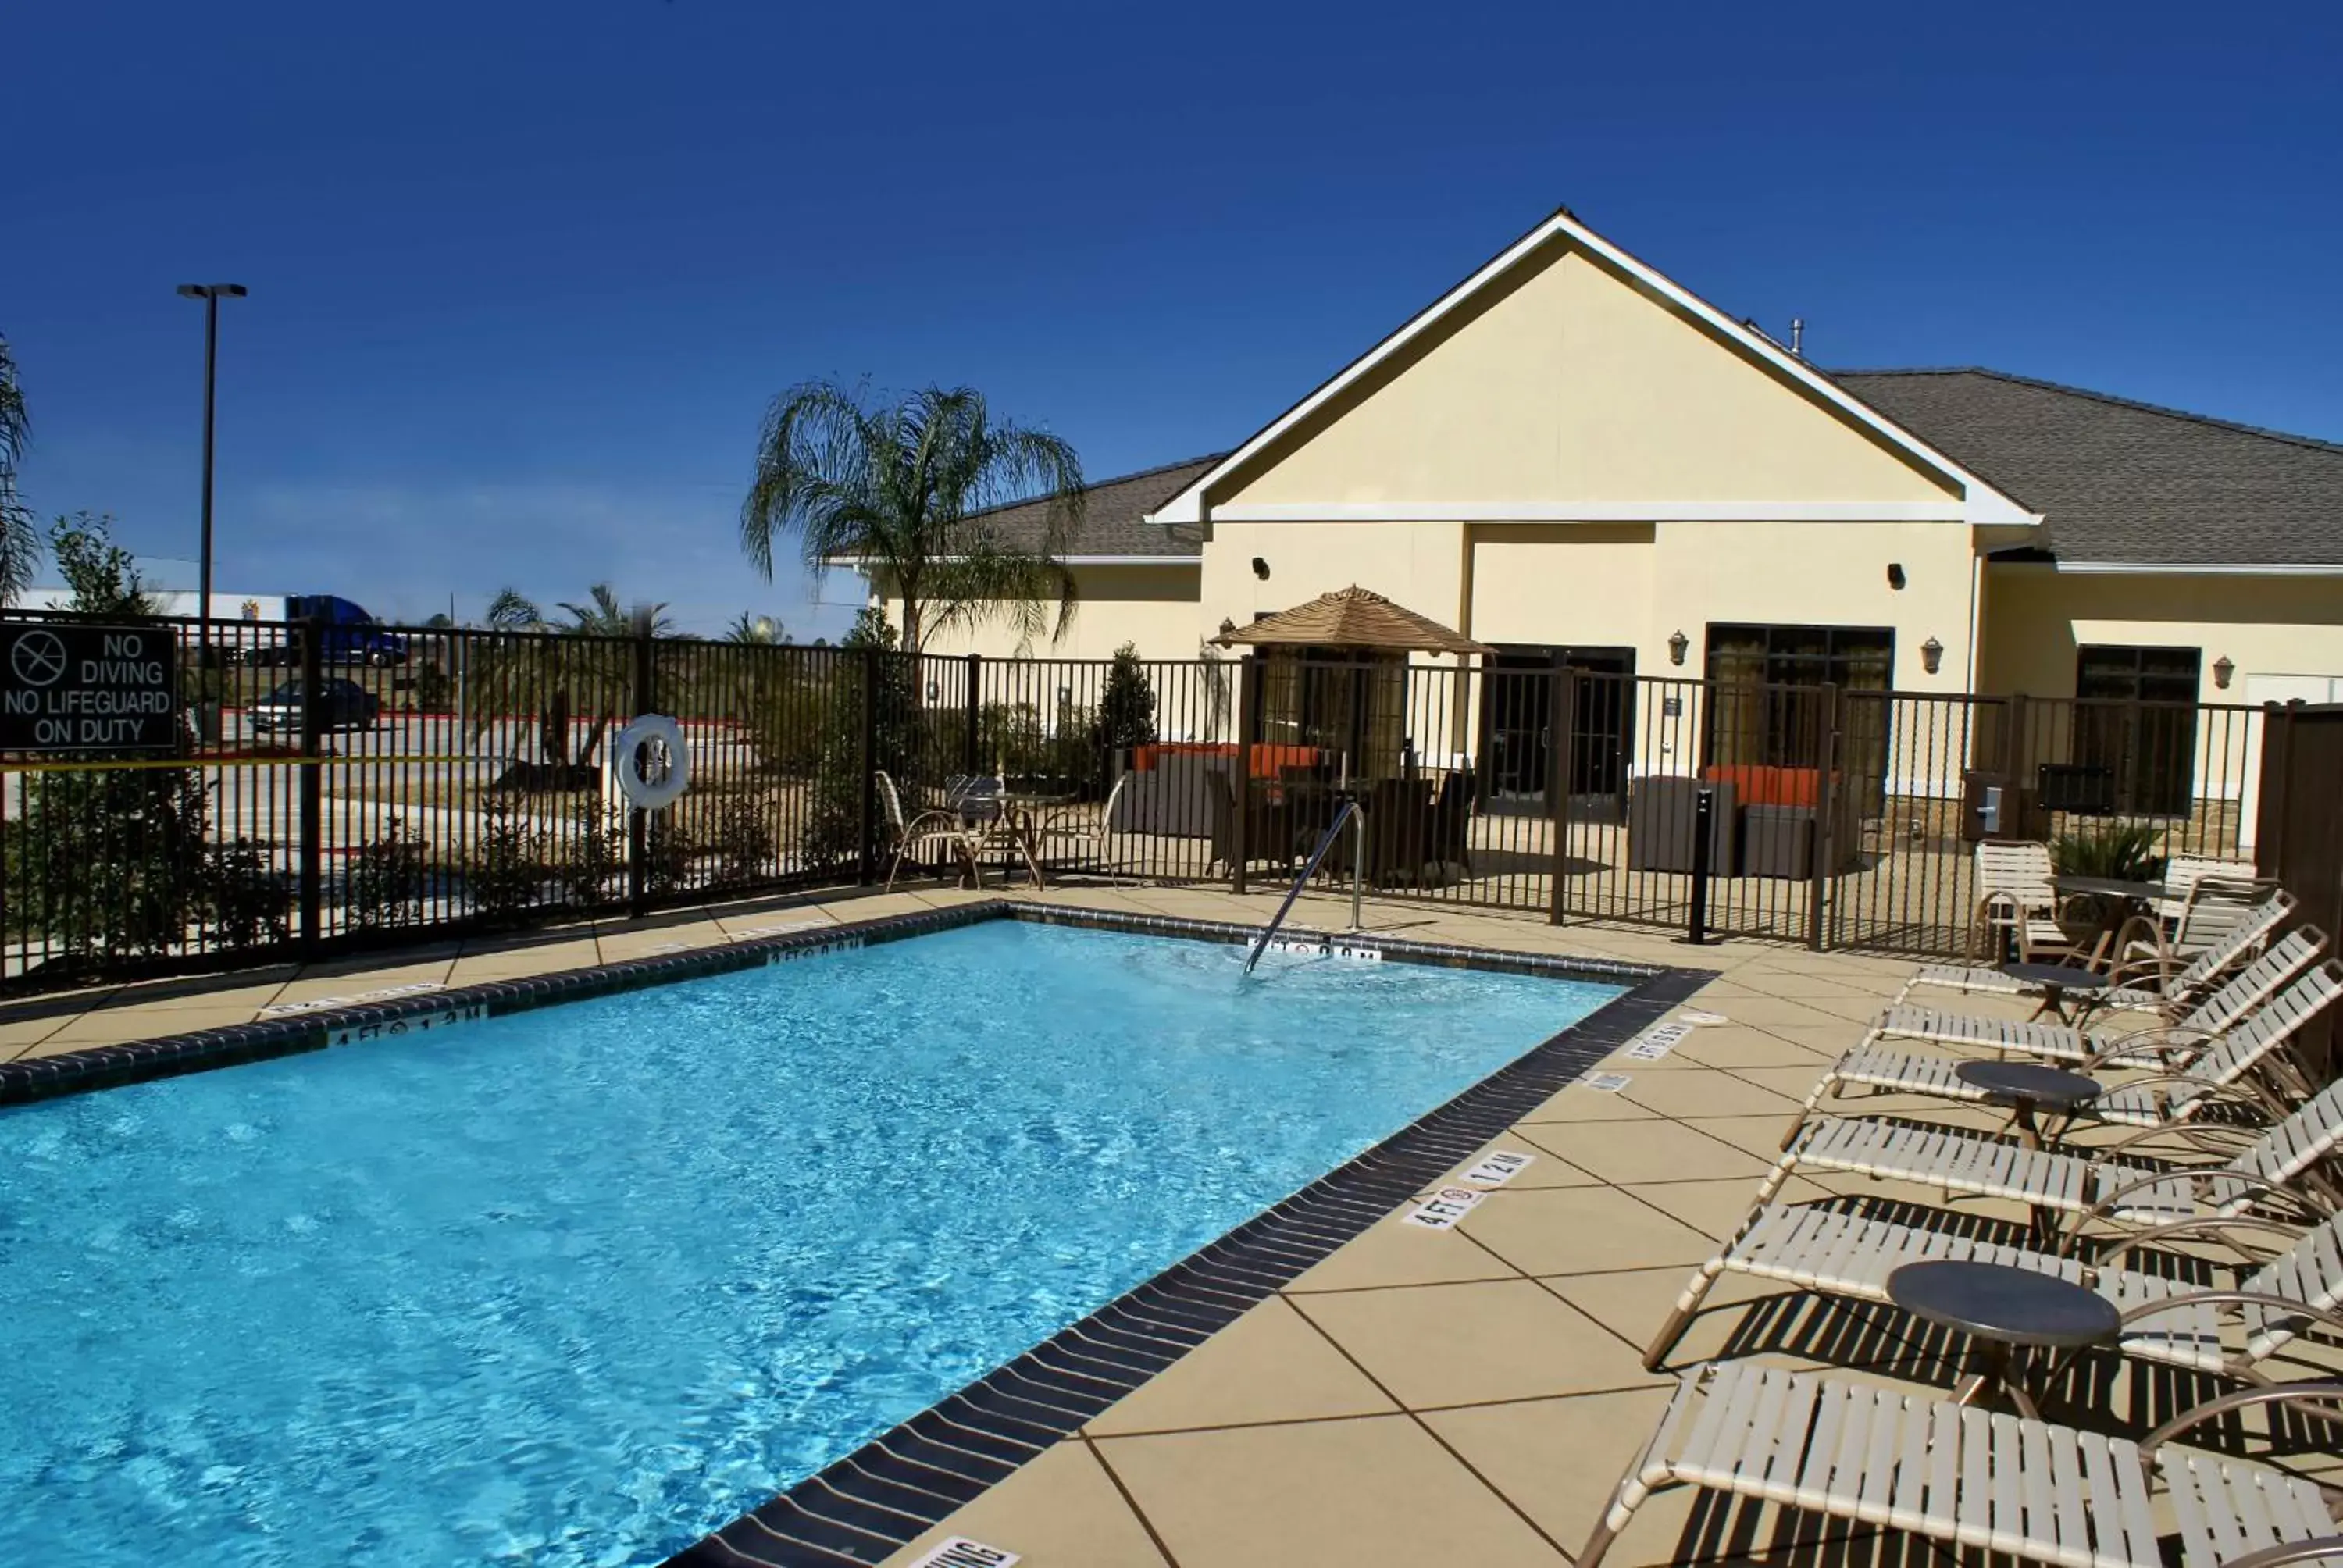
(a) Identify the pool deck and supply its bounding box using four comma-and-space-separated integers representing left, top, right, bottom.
6, 881, 2337, 1568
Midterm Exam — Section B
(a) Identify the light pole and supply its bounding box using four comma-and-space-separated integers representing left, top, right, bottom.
177, 283, 247, 669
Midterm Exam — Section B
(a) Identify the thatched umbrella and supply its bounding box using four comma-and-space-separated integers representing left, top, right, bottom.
1211, 585, 1493, 655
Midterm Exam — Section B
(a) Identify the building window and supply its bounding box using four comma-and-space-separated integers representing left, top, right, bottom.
1255, 646, 1409, 778
1703, 623, 1894, 775
2074, 645, 2200, 816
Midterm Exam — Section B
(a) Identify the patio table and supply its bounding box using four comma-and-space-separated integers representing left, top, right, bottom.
1886, 1258, 2119, 1419
997, 789, 1077, 889
2052, 874, 2168, 970
1997, 960, 2113, 1025
1952, 1060, 2103, 1149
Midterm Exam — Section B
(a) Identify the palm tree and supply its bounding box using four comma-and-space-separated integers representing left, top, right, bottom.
472, 583, 673, 783
740, 382, 1085, 654
727, 611, 786, 645
1, 332, 39, 607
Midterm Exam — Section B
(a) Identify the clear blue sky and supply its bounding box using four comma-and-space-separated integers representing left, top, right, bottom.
5, 1, 2339, 637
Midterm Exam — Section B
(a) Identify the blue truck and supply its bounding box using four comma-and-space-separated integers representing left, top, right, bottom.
244, 594, 410, 667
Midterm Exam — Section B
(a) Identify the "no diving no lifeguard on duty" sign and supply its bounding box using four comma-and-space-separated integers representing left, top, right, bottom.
0, 623, 182, 754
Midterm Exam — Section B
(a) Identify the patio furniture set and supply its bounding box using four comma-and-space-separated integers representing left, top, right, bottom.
875, 769, 1131, 893
1586, 882, 2343, 1568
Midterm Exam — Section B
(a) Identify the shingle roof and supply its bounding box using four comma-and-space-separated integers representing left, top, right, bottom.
968, 454, 1221, 559
1831, 368, 2343, 568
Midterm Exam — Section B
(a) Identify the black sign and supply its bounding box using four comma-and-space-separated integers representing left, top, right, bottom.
0, 623, 183, 753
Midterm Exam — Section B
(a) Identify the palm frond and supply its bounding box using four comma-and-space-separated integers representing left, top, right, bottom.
487, 588, 544, 629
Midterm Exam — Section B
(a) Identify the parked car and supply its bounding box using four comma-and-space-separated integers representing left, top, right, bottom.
251, 677, 380, 735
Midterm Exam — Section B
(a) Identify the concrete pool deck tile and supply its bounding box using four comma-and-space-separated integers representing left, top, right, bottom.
445, 939, 605, 985
266, 959, 455, 1007
1289, 1277, 1666, 1407
1094, 1413, 1570, 1566
1084, 1296, 1400, 1436
1538, 1119, 1775, 1187
38, 1001, 267, 1049
876, 1440, 1172, 1568
1420, 1385, 1677, 1546
1517, 1083, 1665, 1123
1615, 1177, 1813, 1244
1429, 1137, 1601, 1192
1455, 1182, 1723, 1275
1617, 1071, 1805, 1121
0, 1017, 66, 1059
1282, 1213, 1525, 1294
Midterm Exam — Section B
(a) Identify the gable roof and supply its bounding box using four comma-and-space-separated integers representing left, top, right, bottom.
1833, 369, 2343, 569
1145, 207, 2035, 529
967, 453, 1220, 561
826, 454, 1220, 568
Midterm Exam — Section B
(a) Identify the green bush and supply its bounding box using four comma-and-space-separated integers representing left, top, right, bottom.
1093, 642, 1158, 753
798, 608, 920, 873
344, 818, 432, 933
2050, 821, 2163, 882
466, 801, 549, 922
557, 804, 626, 905
204, 837, 291, 949
703, 796, 777, 891
11, 763, 209, 961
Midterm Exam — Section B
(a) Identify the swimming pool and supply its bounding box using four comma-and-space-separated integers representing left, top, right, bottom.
0, 914, 1628, 1566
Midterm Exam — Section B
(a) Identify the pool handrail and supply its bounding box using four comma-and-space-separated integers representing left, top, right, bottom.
1244, 800, 1364, 975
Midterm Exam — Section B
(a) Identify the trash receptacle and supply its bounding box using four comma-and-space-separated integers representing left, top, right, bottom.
1742, 804, 1815, 879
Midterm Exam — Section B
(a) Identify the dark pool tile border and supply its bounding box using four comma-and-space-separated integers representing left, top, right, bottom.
0, 900, 1709, 1568
661, 918, 1709, 1568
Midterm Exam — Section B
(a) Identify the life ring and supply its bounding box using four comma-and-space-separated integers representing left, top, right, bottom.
612, 715, 690, 811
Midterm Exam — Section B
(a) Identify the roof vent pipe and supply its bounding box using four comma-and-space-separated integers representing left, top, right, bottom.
1790, 318, 1805, 358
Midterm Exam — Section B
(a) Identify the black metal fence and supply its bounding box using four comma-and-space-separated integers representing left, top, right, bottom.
0, 611, 2286, 990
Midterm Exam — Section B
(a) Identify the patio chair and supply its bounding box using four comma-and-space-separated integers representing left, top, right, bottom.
1036, 772, 1133, 884
1898, 889, 2297, 1016
875, 769, 982, 893
2122, 868, 2274, 975
1968, 839, 2085, 965
1785, 939, 2335, 1142
1579, 1360, 2343, 1568
1828, 928, 2325, 1087
1643, 1186, 2343, 1378
1753, 1073, 2343, 1237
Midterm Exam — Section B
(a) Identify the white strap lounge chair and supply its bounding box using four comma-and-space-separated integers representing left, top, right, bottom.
876, 770, 983, 892
1579, 1362, 2343, 1568
1787, 944, 2338, 1144
1853, 928, 2322, 1078
1757, 1074, 2343, 1234
1642, 1197, 2343, 1378
1899, 890, 2296, 1014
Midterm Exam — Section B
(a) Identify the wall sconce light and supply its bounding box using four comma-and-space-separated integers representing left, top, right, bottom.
1667, 629, 1689, 667
1886, 563, 1906, 590
1920, 636, 1943, 675
2213, 655, 2234, 690
1250, 556, 1270, 580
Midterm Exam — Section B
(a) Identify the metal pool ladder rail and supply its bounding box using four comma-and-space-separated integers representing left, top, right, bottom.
1243, 800, 1364, 975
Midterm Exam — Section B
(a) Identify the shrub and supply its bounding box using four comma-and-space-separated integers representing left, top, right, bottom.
344, 818, 432, 932
12, 763, 209, 961
204, 837, 291, 949
798, 608, 918, 873
704, 796, 777, 891
1093, 642, 1158, 754
2050, 821, 2163, 882
466, 800, 549, 922
557, 804, 626, 905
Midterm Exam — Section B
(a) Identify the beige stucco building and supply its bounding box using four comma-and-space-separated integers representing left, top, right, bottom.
859, 207, 2343, 835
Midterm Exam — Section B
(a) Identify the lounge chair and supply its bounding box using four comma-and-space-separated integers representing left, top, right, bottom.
1841, 929, 2323, 1079
2124, 867, 2274, 974
876, 770, 983, 892
1754, 1074, 2343, 1238
1643, 1193, 2343, 1378
1579, 1361, 2343, 1568
1784, 940, 2336, 1144
1898, 889, 2296, 1015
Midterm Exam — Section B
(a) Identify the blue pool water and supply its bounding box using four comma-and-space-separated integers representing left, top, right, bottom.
0, 921, 1621, 1566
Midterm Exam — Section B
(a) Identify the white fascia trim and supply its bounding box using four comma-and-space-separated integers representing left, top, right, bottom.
1144, 210, 2038, 531
2053, 560, 2343, 576
1210, 501, 1970, 523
